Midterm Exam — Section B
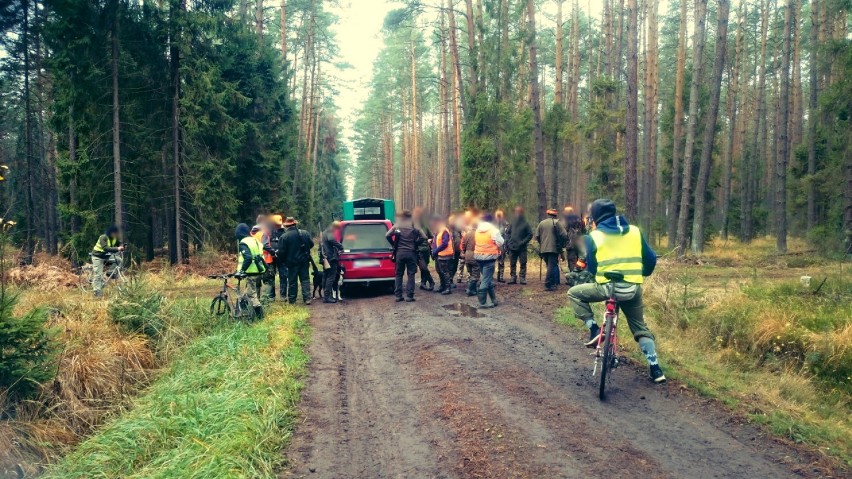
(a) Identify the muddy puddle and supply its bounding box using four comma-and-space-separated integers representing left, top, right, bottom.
442, 302, 483, 318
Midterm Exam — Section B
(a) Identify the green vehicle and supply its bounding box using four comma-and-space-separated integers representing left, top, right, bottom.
342, 198, 395, 222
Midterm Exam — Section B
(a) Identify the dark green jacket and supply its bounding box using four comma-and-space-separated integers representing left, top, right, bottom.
535, 218, 568, 254
506, 216, 533, 252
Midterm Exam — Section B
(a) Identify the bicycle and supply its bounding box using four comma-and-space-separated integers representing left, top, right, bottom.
78, 251, 133, 293
592, 271, 625, 400
209, 273, 257, 321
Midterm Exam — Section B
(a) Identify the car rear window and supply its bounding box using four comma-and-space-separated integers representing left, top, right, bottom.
342, 223, 392, 252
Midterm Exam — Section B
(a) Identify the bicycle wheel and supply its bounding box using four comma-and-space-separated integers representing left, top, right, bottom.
599, 316, 615, 401
210, 295, 231, 316
234, 296, 255, 321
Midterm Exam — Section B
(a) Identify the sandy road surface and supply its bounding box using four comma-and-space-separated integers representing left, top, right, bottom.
283, 283, 840, 479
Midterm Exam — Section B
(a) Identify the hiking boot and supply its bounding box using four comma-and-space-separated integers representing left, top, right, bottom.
395, 297, 405, 302
426, 282, 435, 291
440, 289, 452, 296
466, 281, 477, 296
507, 277, 517, 285
650, 365, 667, 384
304, 299, 312, 305
405, 297, 416, 302
584, 323, 602, 348
520, 277, 527, 285
487, 287, 498, 307
323, 298, 338, 304
497, 273, 505, 283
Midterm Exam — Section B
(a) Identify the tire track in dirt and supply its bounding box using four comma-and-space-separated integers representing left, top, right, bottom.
283, 285, 843, 478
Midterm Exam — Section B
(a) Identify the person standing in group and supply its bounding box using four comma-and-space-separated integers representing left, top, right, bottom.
90, 224, 124, 298
319, 221, 344, 303
505, 206, 533, 285
386, 210, 426, 302
562, 207, 587, 273
252, 217, 276, 300
270, 215, 288, 299
494, 209, 509, 283
234, 222, 265, 319
277, 217, 314, 305
536, 208, 568, 291
412, 206, 435, 291
474, 212, 504, 308
567, 199, 665, 384
431, 216, 455, 295
460, 214, 479, 295
448, 214, 463, 287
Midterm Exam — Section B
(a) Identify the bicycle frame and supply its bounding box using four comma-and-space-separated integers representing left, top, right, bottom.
592, 283, 620, 375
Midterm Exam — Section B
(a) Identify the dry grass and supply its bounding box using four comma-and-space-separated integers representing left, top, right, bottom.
639, 247, 852, 464
2, 253, 222, 477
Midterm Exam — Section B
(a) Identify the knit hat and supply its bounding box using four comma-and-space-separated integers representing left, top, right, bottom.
590, 199, 617, 224
234, 223, 250, 239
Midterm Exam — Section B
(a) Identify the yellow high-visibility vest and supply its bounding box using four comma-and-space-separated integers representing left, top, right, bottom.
93, 235, 117, 253
237, 236, 266, 274
589, 226, 644, 284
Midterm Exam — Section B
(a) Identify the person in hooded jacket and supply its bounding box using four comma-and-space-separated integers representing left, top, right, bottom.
567, 199, 665, 384
90, 224, 124, 297
234, 223, 265, 319
505, 206, 533, 284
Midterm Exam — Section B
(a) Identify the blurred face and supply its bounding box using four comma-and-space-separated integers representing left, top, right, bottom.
513, 207, 523, 218
413, 207, 423, 219
496, 211, 504, 221
256, 214, 266, 225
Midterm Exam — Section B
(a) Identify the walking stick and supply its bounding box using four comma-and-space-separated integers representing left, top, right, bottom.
539, 256, 542, 281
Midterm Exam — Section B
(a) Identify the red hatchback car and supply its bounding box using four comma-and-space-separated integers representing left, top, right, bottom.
335, 219, 396, 289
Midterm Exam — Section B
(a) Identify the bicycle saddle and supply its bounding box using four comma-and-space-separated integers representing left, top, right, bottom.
603, 271, 625, 282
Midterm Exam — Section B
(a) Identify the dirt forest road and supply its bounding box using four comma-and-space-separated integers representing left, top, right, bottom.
283, 284, 837, 479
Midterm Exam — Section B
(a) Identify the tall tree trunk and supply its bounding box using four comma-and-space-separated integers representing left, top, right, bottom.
527, 0, 547, 220
674, 0, 707, 256
171, 0, 184, 264
721, 0, 744, 241
68, 105, 79, 234
775, 0, 793, 252
789, 0, 803, 150
743, 0, 770, 242
555, 0, 564, 106
280, 0, 286, 61
666, 0, 688, 249
447, 1, 467, 116
806, 0, 818, 229
625, 0, 639, 219
691, 0, 730, 253
111, 0, 123, 231
642, 0, 660, 234
255, 0, 263, 45
22, 0, 35, 261
463, 0, 478, 101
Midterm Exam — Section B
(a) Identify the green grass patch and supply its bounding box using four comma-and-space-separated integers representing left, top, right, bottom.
43, 305, 310, 479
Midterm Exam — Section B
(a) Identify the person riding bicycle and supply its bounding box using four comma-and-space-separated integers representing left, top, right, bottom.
235, 222, 265, 319
567, 199, 665, 384
90, 225, 124, 297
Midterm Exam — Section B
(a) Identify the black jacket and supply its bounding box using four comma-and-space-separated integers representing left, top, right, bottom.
506, 216, 533, 252
278, 226, 314, 266
320, 229, 344, 262
386, 220, 425, 254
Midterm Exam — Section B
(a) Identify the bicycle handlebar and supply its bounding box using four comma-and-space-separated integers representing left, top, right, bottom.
207, 273, 237, 280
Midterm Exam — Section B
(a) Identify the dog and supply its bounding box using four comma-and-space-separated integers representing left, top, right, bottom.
311, 259, 345, 301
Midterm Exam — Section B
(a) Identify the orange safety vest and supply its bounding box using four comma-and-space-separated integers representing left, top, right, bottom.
253, 229, 274, 264
474, 229, 499, 256
436, 226, 455, 257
